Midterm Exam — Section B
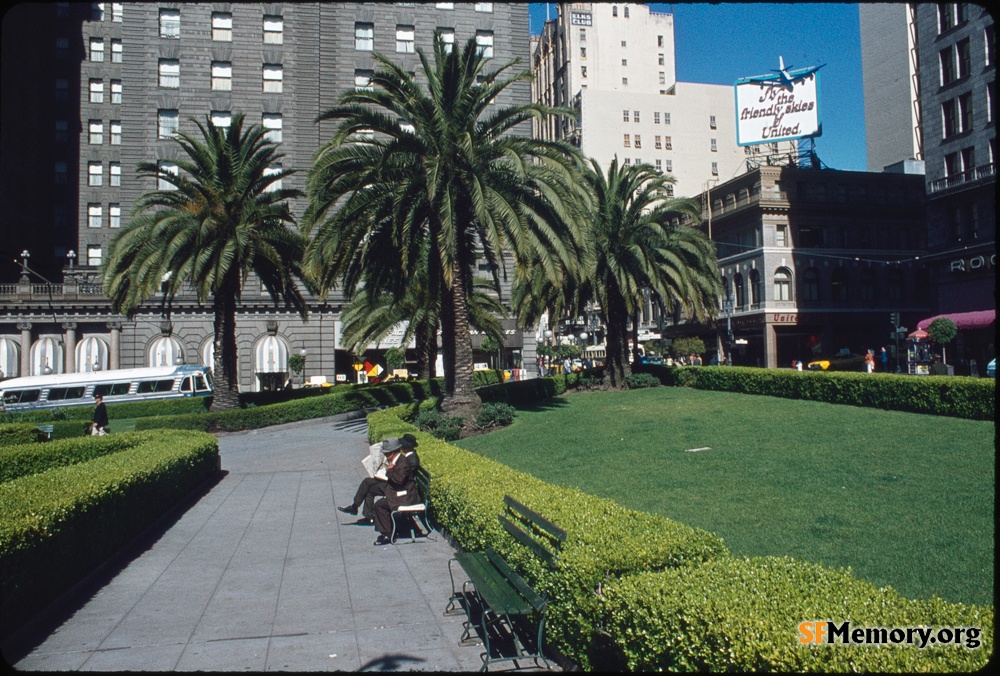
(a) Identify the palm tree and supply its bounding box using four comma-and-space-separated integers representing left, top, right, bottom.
577, 158, 721, 387
303, 37, 588, 417
102, 114, 308, 409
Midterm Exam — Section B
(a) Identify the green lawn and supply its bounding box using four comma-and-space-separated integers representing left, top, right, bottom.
455, 387, 994, 606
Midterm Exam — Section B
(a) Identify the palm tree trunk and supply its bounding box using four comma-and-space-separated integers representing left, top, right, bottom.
441, 262, 481, 418
211, 283, 241, 411
604, 287, 631, 388
631, 309, 643, 369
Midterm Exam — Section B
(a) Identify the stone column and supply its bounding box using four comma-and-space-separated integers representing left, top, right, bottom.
763, 321, 778, 369
62, 322, 77, 373
108, 320, 122, 371
17, 322, 32, 377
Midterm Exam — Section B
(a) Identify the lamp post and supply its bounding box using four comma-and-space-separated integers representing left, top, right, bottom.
19, 250, 30, 278
722, 294, 734, 366
67, 249, 76, 268
300, 348, 308, 385
543, 329, 553, 376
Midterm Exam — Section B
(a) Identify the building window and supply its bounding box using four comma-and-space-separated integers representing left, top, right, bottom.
634, 134, 641, 148
664, 112, 671, 125
109, 203, 121, 228
55, 120, 68, 142
956, 38, 971, 78
211, 12, 232, 41
633, 110, 640, 123
624, 158, 631, 165
111, 79, 122, 103
776, 223, 787, 246
110, 120, 121, 145
111, 39, 122, 63
580, 46, 586, 58
831, 268, 848, 302
89, 120, 103, 144
56, 37, 69, 59
886, 269, 903, 303
90, 38, 104, 62
988, 80, 995, 124
158, 109, 178, 138
88, 204, 102, 228
436, 2, 454, 8
159, 8, 180, 39
710, 138, 718, 152
663, 136, 672, 150
56, 79, 69, 102
801, 268, 819, 301
658, 53, 664, 66
263, 15, 283, 44
475, 30, 493, 58
93, 2, 105, 21
210, 111, 232, 128
88, 245, 102, 267
355, 22, 374, 50
711, 162, 718, 176
659, 72, 666, 85
263, 164, 283, 192
110, 162, 121, 186
437, 27, 455, 53
623, 109, 629, 122
581, 65, 587, 78
654, 112, 660, 124
653, 136, 662, 150
87, 162, 104, 187
958, 92, 973, 132
940, 47, 956, 85
354, 69, 374, 90
986, 24, 995, 67
159, 59, 179, 88
262, 113, 282, 142
158, 161, 178, 190
624, 6, 630, 17
710, 115, 717, 129
89, 79, 104, 103
655, 159, 662, 171
622, 77, 628, 86
623, 134, 630, 147
658, 34, 664, 48
750, 270, 762, 306
622, 58, 628, 66
55, 162, 68, 185
612, 6, 618, 17
664, 159, 672, 172
938, 4, 953, 33
212, 61, 232, 90
774, 268, 792, 301
396, 25, 415, 53
475, 2, 493, 12
621, 40, 627, 47
112, 2, 123, 22
262, 64, 283, 93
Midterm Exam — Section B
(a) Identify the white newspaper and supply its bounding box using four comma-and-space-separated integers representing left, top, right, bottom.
361, 442, 388, 480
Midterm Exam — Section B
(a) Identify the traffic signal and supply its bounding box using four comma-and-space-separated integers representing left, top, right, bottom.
889, 312, 900, 328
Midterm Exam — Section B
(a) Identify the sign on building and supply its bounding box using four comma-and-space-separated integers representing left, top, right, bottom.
734, 56, 824, 146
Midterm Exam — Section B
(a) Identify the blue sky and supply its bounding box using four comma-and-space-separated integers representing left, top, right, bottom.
529, 3, 866, 172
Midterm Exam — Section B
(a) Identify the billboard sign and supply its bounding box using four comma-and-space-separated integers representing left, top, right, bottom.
735, 56, 824, 146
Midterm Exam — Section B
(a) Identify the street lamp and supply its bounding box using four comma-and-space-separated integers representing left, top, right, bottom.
722, 293, 734, 366
19, 250, 30, 277
67, 249, 76, 268
300, 347, 308, 385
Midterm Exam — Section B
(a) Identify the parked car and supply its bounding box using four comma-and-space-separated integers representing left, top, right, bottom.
987, 358, 996, 378
807, 352, 867, 372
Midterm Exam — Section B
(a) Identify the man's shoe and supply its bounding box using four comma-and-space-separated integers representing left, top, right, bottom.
354, 517, 372, 525
374, 535, 392, 546
337, 505, 358, 516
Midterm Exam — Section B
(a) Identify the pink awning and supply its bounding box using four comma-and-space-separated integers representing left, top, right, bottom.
917, 310, 995, 331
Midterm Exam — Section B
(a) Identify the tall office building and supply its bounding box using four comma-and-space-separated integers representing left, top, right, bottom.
859, 3, 923, 173
530, 2, 798, 201
2, 2, 536, 386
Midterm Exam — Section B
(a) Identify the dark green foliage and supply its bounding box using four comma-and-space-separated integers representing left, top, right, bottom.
412, 409, 465, 442
0, 430, 219, 635
927, 317, 958, 346
472, 369, 506, 388
622, 372, 659, 389
0, 424, 47, 447
473, 402, 516, 430
0, 434, 146, 483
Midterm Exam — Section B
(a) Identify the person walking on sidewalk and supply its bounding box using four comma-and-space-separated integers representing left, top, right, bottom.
92, 394, 109, 436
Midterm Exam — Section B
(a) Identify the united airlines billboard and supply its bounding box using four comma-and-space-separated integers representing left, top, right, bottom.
735, 57, 824, 145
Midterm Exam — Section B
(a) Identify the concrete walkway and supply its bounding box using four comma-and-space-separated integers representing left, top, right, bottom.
5, 414, 489, 672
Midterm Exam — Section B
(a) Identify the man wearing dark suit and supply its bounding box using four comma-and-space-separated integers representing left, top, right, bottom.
92, 395, 109, 436
373, 435, 421, 545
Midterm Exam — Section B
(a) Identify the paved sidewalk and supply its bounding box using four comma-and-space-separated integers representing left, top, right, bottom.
5, 414, 487, 672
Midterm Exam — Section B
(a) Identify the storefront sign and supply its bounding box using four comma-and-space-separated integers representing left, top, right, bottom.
950, 254, 995, 273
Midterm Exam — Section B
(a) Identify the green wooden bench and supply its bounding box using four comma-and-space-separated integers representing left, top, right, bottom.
445, 495, 566, 671
35, 424, 55, 440
390, 465, 433, 543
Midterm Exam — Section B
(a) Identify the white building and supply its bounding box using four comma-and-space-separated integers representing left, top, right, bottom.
531, 2, 797, 200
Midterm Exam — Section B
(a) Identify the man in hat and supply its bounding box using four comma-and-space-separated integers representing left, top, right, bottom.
337, 435, 420, 526
373, 434, 421, 545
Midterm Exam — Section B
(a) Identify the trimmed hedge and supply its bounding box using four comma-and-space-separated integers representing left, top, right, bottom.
0, 424, 46, 447
0, 434, 144, 483
600, 556, 992, 672
636, 365, 995, 420
0, 430, 219, 636
134, 379, 444, 432
366, 406, 728, 670
0, 396, 212, 425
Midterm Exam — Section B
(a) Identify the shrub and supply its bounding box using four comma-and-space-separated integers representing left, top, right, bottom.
600, 556, 992, 672
577, 375, 606, 391
623, 372, 659, 389
0, 424, 47, 447
412, 409, 465, 441
473, 402, 516, 430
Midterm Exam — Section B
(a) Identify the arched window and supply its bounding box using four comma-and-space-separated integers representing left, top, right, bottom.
831, 268, 848, 302
148, 336, 185, 367
734, 273, 746, 309
749, 269, 762, 307
801, 267, 819, 302
773, 267, 793, 301
76, 336, 110, 372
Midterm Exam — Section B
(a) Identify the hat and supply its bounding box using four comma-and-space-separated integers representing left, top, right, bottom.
400, 433, 419, 449
380, 437, 403, 453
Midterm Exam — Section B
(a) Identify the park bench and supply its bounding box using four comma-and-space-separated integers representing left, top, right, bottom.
445, 495, 566, 671
35, 424, 54, 440
390, 465, 433, 543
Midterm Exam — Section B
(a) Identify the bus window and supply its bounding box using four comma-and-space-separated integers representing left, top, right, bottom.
3, 389, 41, 404
94, 384, 112, 397
111, 382, 130, 395
156, 379, 174, 392
181, 377, 192, 392
47, 386, 86, 401
195, 375, 208, 392
96, 383, 130, 396
138, 379, 175, 394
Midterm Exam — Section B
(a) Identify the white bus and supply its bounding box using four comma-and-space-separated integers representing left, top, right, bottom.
0, 364, 213, 413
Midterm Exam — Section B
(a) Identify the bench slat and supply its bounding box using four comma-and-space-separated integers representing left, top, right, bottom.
503, 495, 567, 542
499, 515, 558, 569
455, 551, 535, 615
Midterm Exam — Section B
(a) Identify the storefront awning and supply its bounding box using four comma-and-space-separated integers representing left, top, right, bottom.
917, 310, 995, 331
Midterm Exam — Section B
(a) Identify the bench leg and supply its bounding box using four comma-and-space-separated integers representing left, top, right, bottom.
444, 559, 466, 616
